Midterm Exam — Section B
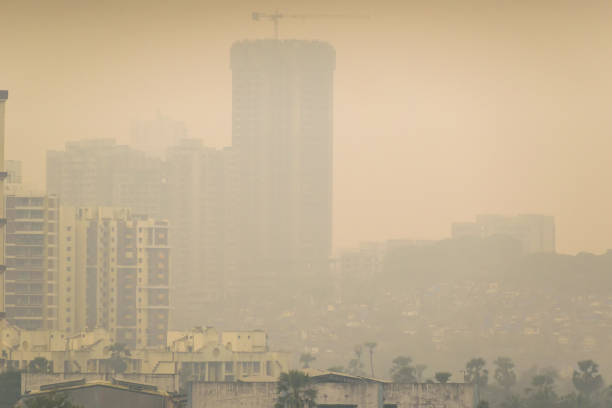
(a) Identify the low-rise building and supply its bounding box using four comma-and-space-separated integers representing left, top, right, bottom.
188, 370, 475, 408
18, 378, 180, 408
0, 320, 289, 392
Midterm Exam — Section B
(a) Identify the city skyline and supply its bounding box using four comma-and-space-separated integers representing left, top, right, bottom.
3, 1, 612, 255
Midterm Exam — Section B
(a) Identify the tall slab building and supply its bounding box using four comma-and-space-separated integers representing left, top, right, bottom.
230, 40, 335, 290
0, 90, 8, 315
59, 207, 170, 348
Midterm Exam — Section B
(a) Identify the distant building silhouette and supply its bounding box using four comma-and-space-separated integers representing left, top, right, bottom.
162, 139, 233, 325
47, 139, 163, 219
230, 39, 335, 290
452, 214, 556, 253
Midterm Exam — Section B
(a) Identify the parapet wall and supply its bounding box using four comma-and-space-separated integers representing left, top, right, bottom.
22, 372, 179, 394
188, 381, 475, 408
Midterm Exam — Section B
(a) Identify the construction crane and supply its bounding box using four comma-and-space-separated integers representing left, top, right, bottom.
252, 11, 368, 40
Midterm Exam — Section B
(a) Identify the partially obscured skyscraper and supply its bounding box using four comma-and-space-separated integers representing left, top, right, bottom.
162, 140, 232, 326
47, 139, 163, 219
230, 40, 335, 290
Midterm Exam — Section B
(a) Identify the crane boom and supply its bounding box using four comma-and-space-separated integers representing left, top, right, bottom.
252, 11, 368, 39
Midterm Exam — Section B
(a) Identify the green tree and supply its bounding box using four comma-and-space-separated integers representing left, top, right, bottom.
572, 360, 604, 398
275, 370, 317, 408
364, 342, 377, 377
466, 358, 489, 387
23, 392, 83, 408
494, 357, 517, 392
0, 371, 21, 408
524, 374, 557, 408
435, 372, 452, 384
105, 343, 131, 374
327, 366, 345, 373
299, 353, 316, 369
28, 357, 52, 374
390, 356, 416, 383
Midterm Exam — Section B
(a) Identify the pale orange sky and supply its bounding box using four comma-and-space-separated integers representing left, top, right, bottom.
2, 0, 612, 254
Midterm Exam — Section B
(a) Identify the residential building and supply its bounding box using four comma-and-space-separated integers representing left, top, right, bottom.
0, 90, 8, 314
162, 140, 232, 326
0, 320, 289, 390
452, 214, 556, 253
47, 139, 163, 219
230, 39, 335, 292
4, 192, 59, 330
58, 207, 170, 348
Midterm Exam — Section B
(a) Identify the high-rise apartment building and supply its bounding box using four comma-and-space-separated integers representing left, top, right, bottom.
4, 193, 58, 330
47, 139, 163, 219
230, 40, 335, 288
59, 207, 170, 348
452, 214, 556, 253
162, 140, 233, 326
0, 90, 8, 315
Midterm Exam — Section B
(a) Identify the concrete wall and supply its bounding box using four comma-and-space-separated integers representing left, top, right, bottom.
188, 381, 475, 408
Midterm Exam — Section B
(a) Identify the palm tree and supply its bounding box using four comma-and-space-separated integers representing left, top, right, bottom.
105, 343, 131, 374
364, 342, 377, 377
347, 345, 366, 376
275, 370, 317, 408
299, 353, 316, 369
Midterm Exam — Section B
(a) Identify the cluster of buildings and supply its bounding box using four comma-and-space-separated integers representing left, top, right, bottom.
42, 39, 336, 328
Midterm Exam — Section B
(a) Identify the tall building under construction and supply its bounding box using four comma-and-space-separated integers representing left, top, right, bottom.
230, 40, 335, 291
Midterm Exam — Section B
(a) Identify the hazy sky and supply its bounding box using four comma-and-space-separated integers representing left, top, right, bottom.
2, 0, 612, 254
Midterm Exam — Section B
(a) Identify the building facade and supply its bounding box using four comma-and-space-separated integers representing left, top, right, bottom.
452, 214, 556, 253
47, 139, 163, 219
230, 39, 335, 290
188, 373, 475, 408
0, 90, 8, 315
4, 192, 59, 330
58, 207, 170, 348
162, 140, 233, 326
0, 320, 289, 391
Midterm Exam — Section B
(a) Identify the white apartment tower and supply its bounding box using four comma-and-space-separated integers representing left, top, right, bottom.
59, 207, 170, 348
0, 90, 8, 314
